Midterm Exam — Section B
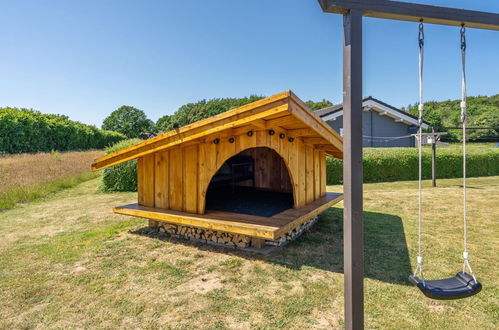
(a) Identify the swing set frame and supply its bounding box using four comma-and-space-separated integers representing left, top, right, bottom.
315, 1, 499, 329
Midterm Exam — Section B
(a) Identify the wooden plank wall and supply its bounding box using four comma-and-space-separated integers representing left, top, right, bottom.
238, 148, 292, 193
137, 129, 330, 213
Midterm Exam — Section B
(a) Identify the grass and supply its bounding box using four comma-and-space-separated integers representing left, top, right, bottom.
0, 150, 103, 210
0, 176, 497, 328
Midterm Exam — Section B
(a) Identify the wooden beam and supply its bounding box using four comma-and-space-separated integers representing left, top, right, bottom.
287, 128, 317, 137
251, 119, 268, 129
302, 137, 329, 145
314, 145, 343, 159
273, 193, 344, 238
288, 101, 343, 152
114, 204, 278, 239
314, 144, 336, 151
326, 151, 343, 159
318, 0, 499, 31
265, 114, 296, 128
230, 124, 264, 136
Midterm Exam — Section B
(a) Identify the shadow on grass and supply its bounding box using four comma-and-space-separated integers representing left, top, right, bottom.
130, 207, 412, 286
283, 207, 413, 286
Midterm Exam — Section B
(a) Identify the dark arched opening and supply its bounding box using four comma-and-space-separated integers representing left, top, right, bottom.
205, 147, 294, 217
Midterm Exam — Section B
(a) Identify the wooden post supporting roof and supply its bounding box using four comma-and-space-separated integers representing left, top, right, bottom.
316, 1, 499, 329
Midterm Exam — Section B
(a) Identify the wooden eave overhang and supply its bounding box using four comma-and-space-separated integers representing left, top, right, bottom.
91, 90, 343, 171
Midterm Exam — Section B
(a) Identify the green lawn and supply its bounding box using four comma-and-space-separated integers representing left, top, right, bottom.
0, 176, 497, 328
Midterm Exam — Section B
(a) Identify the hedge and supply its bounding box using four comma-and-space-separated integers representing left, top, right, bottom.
100, 144, 499, 192
101, 139, 141, 192
0, 107, 125, 154
326, 146, 499, 184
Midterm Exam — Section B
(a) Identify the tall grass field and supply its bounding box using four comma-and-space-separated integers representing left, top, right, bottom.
0, 150, 103, 210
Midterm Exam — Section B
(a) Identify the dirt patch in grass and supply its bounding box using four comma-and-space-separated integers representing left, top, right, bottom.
177, 273, 224, 294
0, 177, 497, 328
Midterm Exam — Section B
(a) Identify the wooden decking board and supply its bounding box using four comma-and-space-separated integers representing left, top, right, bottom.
114, 192, 343, 240
200, 210, 285, 226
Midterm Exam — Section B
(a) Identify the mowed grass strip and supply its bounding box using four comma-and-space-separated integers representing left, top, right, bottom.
0, 177, 497, 328
0, 150, 103, 210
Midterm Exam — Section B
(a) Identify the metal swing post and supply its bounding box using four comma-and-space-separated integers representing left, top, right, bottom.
342, 8, 364, 330
316, 0, 499, 328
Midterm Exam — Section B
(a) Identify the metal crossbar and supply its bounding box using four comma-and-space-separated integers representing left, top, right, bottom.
318, 0, 499, 30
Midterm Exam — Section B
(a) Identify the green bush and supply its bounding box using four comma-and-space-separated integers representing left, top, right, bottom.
101, 139, 141, 192
326, 145, 499, 184
0, 107, 125, 154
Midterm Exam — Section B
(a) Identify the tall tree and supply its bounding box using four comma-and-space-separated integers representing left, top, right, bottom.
154, 114, 172, 133
306, 99, 333, 110
102, 106, 153, 138
154, 96, 335, 134
407, 94, 499, 141
155, 95, 264, 132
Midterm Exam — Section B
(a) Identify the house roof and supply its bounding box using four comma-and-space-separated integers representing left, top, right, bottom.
92, 91, 343, 171
316, 96, 430, 129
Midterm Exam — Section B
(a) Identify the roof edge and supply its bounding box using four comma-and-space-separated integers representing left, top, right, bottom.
92, 90, 345, 171
317, 97, 431, 127
92, 91, 292, 171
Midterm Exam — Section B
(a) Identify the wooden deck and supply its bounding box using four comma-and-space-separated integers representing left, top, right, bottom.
114, 192, 343, 240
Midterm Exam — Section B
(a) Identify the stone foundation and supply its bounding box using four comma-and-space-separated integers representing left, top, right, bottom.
148, 215, 319, 250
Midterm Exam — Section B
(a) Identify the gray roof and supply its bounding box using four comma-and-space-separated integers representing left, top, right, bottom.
315, 96, 430, 126
314, 103, 344, 117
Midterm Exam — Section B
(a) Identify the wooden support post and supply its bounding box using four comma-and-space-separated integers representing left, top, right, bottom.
342, 9, 364, 330
251, 237, 265, 249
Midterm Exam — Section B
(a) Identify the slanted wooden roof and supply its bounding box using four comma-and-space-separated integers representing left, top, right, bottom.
92, 91, 343, 171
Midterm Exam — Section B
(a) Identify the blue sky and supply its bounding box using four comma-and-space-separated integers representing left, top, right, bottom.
1, 0, 498, 127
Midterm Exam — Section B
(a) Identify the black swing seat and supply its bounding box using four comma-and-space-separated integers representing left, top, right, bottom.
409, 272, 482, 300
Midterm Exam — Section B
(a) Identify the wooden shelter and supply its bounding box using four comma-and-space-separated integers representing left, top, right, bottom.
92, 91, 343, 246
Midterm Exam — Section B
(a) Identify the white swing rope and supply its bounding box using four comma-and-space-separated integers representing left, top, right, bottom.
414, 21, 425, 282
460, 25, 476, 280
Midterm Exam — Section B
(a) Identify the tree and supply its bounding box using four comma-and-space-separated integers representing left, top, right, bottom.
306, 99, 333, 110
154, 114, 172, 133
102, 106, 153, 138
154, 95, 264, 133
407, 94, 499, 142
154, 95, 336, 133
